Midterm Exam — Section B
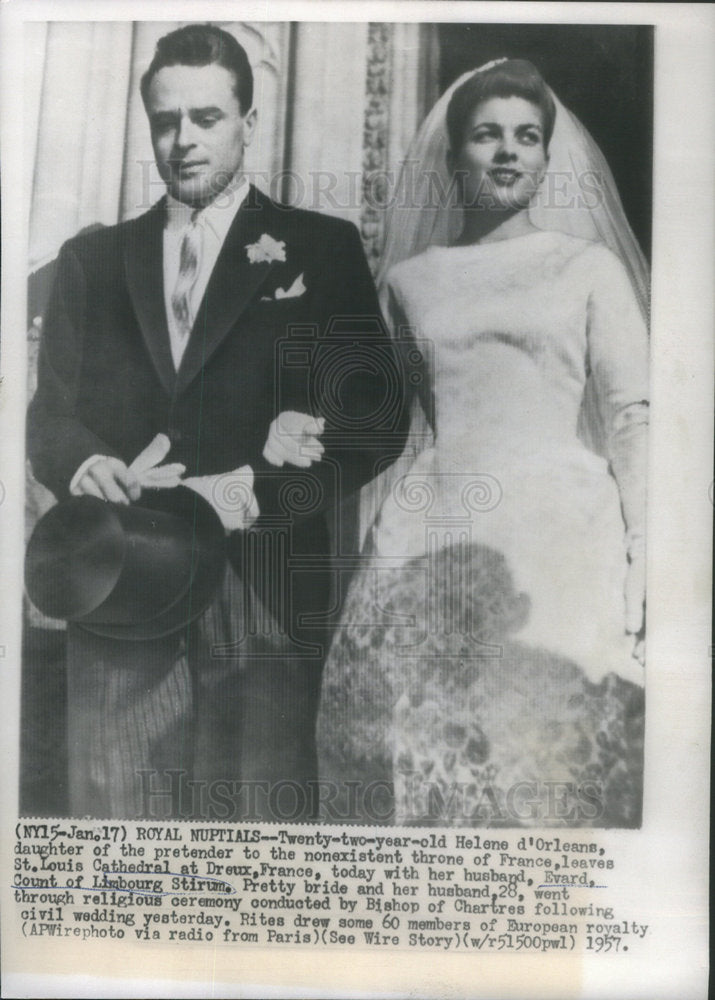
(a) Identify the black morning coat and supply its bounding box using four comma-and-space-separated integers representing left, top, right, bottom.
26, 185, 411, 818
27, 185, 411, 637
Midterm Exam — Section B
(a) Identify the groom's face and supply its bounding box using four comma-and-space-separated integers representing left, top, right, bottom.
146, 63, 256, 208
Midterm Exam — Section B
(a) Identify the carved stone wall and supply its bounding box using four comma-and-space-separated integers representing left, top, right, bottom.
360, 22, 437, 275
360, 23, 392, 274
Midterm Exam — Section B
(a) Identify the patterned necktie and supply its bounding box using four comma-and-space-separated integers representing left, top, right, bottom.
171, 217, 203, 340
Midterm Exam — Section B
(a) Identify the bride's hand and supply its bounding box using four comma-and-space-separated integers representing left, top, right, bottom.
631, 634, 645, 666
625, 540, 645, 664
263, 411, 325, 468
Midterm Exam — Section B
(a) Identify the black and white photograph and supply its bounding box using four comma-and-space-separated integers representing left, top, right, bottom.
0, 2, 711, 998
20, 17, 652, 828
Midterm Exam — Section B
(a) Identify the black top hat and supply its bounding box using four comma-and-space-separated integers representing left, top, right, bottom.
25, 486, 227, 641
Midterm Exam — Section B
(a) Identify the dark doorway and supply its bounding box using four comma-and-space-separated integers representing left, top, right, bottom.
437, 23, 654, 262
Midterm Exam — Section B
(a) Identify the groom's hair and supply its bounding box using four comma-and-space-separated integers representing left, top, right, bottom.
140, 24, 253, 114
446, 59, 556, 154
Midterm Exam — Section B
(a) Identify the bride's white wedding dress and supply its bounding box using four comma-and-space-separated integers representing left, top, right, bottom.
317, 230, 647, 827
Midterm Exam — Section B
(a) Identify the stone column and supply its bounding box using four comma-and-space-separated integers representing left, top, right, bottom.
284, 22, 369, 225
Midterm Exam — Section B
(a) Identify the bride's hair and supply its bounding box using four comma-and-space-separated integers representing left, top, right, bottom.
445, 59, 557, 154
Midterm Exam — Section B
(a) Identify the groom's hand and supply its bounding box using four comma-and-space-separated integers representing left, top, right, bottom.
183, 466, 259, 532
74, 457, 141, 504
263, 411, 325, 468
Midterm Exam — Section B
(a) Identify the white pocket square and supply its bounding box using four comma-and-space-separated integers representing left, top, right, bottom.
262, 273, 306, 302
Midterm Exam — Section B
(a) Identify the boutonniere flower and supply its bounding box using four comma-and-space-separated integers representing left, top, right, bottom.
246, 234, 287, 264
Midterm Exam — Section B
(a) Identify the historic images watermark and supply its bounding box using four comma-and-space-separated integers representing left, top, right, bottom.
132, 162, 614, 215
135, 771, 606, 826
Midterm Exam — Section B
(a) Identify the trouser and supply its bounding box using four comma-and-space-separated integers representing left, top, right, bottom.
66, 565, 327, 821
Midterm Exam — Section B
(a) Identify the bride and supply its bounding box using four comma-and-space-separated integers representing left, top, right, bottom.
316, 59, 648, 827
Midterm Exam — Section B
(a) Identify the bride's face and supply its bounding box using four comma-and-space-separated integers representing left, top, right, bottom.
452, 95, 548, 210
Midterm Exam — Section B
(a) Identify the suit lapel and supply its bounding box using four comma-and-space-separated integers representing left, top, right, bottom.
175, 188, 278, 396
123, 201, 176, 398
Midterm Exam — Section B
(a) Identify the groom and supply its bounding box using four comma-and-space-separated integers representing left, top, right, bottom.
27, 24, 408, 820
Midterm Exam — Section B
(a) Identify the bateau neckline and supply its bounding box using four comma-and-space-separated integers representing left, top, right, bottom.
444, 229, 558, 250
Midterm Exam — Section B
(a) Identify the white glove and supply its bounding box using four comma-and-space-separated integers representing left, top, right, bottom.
263, 411, 325, 468
71, 456, 141, 504
182, 466, 259, 532
71, 433, 185, 501
624, 536, 646, 666
624, 539, 645, 635
129, 433, 185, 489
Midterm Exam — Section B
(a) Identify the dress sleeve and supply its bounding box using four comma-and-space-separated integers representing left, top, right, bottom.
381, 274, 434, 432
586, 247, 649, 556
